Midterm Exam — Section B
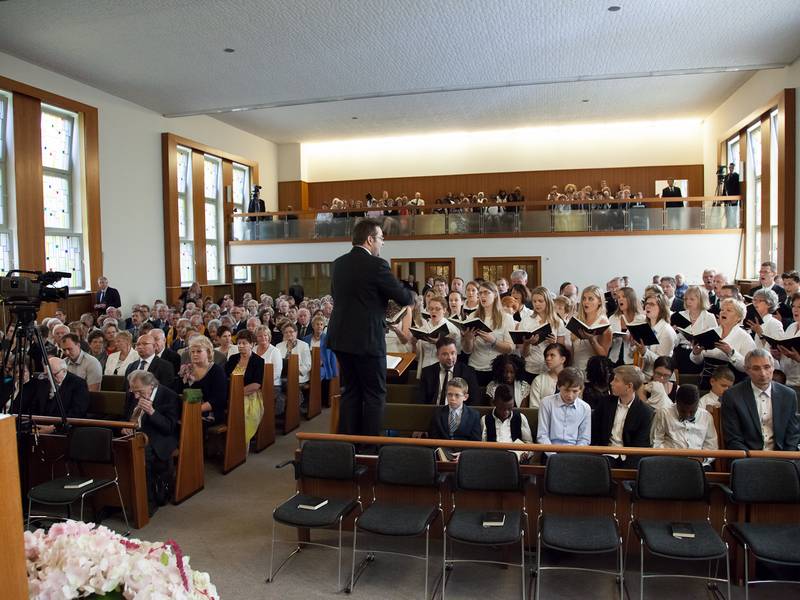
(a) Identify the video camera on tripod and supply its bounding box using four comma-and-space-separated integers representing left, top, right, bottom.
0, 269, 70, 309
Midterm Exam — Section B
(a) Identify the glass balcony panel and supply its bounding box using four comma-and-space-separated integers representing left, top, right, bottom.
520, 209, 551, 232
414, 213, 446, 236
590, 208, 626, 231
553, 209, 588, 232
665, 206, 702, 230
629, 207, 662, 231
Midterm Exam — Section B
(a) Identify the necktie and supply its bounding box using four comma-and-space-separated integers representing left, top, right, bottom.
99, 290, 105, 304
439, 368, 451, 405
448, 409, 458, 435
139, 359, 147, 371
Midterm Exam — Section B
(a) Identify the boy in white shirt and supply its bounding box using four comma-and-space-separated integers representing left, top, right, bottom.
698, 365, 734, 409
536, 367, 592, 458
652, 384, 718, 468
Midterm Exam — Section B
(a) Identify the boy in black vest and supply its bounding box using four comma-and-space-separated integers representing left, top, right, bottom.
481, 384, 533, 462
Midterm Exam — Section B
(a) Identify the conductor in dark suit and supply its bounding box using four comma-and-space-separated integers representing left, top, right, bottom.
327, 218, 414, 437
123, 370, 179, 512
661, 178, 683, 209
418, 336, 480, 404
721, 349, 800, 451
591, 365, 654, 467
428, 377, 482, 441
94, 276, 121, 313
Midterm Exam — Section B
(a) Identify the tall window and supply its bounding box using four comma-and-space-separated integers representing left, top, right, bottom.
0, 92, 13, 273
204, 155, 223, 284
177, 146, 194, 285
232, 162, 251, 282
769, 110, 779, 263
746, 123, 762, 276
42, 105, 84, 289
727, 138, 741, 179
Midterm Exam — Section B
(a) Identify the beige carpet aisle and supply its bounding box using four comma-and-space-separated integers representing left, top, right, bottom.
98, 409, 790, 599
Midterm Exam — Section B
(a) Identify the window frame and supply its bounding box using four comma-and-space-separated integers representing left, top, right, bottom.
0, 91, 14, 274
177, 145, 195, 286
203, 154, 223, 284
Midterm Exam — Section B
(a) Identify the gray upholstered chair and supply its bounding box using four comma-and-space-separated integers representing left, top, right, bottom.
441, 448, 529, 600
347, 445, 443, 597
722, 458, 800, 600
625, 456, 730, 600
268, 440, 364, 592
27, 426, 130, 535
534, 453, 623, 599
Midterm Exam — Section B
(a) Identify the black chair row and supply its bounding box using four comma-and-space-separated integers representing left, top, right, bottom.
267, 441, 800, 599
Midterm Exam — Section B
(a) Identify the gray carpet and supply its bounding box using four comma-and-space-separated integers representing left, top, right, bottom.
94, 409, 791, 599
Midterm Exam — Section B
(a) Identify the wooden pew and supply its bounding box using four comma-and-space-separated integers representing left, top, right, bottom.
253, 363, 276, 452
207, 373, 247, 474
25, 416, 150, 529
101, 375, 126, 392
87, 390, 127, 420
283, 354, 300, 434
307, 347, 322, 419
387, 383, 418, 404
173, 393, 204, 503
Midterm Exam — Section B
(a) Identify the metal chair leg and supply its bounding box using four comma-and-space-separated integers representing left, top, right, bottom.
725, 543, 731, 600
424, 525, 430, 600
114, 482, 131, 536
535, 533, 542, 600
618, 542, 624, 600
267, 518, 276, 583
79, 497, 85, 522
441, 531, 447, 600
337, 516, 344, 592
639, 539, 645, 600
744, 543, 750, 600
348, 521, 358, 593
520, 531, 526, 600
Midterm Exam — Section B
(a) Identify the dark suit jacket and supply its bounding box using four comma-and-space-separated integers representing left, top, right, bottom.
95, 287, 121, 309
721, 380, 800, 451
723, 172, 740, 196
418, 362, 481, 405
661, 186, 683, 198
670, 296, 685, 312
14, 372, 90, 418
428, 405, 482, 441
158, 349, 181, 376
591, 396, 654, 456
327, 247, 414, 356
125, 385, 179, 461
224, 352, 265, 387
296, 323, 312, 340
124, 356, 175, 389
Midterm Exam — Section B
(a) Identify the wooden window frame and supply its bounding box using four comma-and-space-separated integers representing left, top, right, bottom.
162, 133, 259, 303
473, 256, 542, 287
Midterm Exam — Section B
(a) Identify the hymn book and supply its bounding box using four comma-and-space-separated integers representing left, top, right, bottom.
670, 522, 696, 539
64, 478, 94, 489
482, 512, 506, 528
410, 322, 451, 343
744, 304, 764, 328
624, 321, 660, 346
670, 312, 692, 329
565, 317, 610, 337
760, 333, 800, 352
297, 497, 329, 511
385, 306, 408, 326
509, 323, 552, 345
677, 327, 721, 350
447, 316, 494, 334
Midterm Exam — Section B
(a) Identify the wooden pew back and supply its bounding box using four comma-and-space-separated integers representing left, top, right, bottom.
254, 362, 276, 451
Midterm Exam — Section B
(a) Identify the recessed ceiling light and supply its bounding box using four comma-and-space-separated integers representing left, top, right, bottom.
223, 47, 235, 53
351, 116, 358, 120
608, 5, 621, 11
581, 99, 589, 103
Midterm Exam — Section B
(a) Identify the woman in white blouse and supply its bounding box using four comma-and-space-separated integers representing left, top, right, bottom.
463, 280, 481, 314
673, 285, 718, 373
254, 325, 282, 386
529, 342, 570, 408
690, 298, 756, 380
746, 289, 784, 351
608, 287, 644, 366
778, 292, 800, 385
104, 330, 140, 376
385, 299, 414, 353
631, 293, 678, 378
413, 295, 460, 375
570, 285, 612, 373
463, 281, 514, 386
519, 286, 566, 380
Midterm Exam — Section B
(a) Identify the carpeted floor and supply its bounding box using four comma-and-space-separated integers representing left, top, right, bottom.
91, 409, 791, 599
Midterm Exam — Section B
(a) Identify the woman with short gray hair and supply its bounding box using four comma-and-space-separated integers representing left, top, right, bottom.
690, 298, 756, 384
747, 289, 784, 352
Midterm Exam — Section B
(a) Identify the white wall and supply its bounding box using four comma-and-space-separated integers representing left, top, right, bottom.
702, 57, 800, 265
0, 51, 278, 308
301, 119, 705, 182
230, 232, 742, 293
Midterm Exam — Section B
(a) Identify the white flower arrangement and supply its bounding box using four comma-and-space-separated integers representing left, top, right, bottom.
24, 521, 218, 599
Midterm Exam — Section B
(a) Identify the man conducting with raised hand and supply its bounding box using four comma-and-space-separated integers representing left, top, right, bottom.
327, 218, 414, 441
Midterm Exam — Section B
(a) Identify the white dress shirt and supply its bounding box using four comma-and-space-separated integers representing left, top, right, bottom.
751, 382, 774, 450
651, 404, 718, 465
481, 410, 533, 443
467, 312, 514, 372
255, 344, 283, 386
610, 399, 632, 448
699, 391, 720, 409
755, 314, 785, 352
779, 322, 800, 386
276, 339, 312, 384
529, 373, 558, 409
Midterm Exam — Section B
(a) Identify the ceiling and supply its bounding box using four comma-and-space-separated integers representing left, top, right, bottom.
1, 0, 799, 142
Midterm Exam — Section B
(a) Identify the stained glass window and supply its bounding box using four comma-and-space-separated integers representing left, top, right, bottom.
43, 174, 71, 228
204, 157, 219, 199
177, 147, 194, 285
205, 202, 217, 239
0, 232, 11, 274
233, 266, 249, 282
45, 235, 83, 289
42, 106, 83, 288
231, 163, 251, 281
41, 110, 73, 171
206, 244, 219, 282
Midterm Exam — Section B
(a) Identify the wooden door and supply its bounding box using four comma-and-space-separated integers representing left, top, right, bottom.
473, 257, 541, 286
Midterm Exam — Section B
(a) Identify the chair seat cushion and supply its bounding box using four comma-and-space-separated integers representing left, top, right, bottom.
729, 523, 800, 564
636, 520, 726, 559
29, 477, 114, 505
274, 495, 357, 528
541, 514, 620, 553
446, 509, 524, 545
357, 502, 438, 536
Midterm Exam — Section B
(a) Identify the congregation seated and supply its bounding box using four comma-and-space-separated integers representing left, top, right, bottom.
638, 356, 679, 412
124, 332, 175, 389
536, 367, 591, 457
215, 326, 240, 359
485, 353, 530, 407
417, 336, 480, 405
276, 322, 311, 385
61, 333, 103, 392
591, 365, 654, 468
87, 330, 108, 369
427, 377, 481, 442
123, 369, 179, 514
224, 330, 264, 444
178, 335, 227, 424
529, 342, 570, 409
721, 348, 800, 451
651, 384, 718, 469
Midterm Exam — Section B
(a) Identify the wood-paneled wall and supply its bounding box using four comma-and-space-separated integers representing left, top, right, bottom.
278, 180, 309, 211
303, 164, 704, 208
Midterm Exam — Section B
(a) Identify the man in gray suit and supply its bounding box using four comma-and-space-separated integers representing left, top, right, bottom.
721, 349, 800, 451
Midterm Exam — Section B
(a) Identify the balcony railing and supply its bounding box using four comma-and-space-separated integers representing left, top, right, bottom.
230, 197, 741, 243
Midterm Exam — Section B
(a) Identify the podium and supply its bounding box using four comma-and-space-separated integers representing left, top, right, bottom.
387, 352, 416, 378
